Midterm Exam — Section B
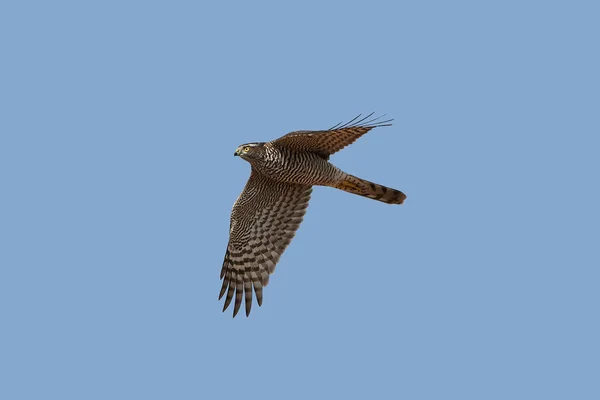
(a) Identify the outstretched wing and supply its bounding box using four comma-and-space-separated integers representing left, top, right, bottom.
271, 113, 392, 159
220, 169, 312, 317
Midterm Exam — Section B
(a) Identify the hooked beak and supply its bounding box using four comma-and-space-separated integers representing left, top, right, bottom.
234, 149, 239, 156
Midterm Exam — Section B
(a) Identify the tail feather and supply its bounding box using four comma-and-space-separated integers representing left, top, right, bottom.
334, 175, 406, 205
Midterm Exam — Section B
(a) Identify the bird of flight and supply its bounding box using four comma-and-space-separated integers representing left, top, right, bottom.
220, 114, 407, 317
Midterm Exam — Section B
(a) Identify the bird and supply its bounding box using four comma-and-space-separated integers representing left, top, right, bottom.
219, 113, 407, 317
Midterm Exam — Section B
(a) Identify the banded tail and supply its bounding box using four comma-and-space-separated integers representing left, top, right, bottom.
334, 174, 406, 205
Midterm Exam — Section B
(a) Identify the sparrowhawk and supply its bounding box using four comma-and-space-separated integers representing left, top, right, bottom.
220, 114, 407, 317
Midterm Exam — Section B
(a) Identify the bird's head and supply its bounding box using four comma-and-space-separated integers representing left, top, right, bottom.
234, 142, 265, 162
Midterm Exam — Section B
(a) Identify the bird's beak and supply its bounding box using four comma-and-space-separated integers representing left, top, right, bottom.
234, 149, 239, 157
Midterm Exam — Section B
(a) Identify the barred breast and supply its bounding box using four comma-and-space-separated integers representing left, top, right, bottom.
256, 143, 344, 186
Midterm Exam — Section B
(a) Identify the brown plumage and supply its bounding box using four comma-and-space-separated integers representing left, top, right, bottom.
220, 113, 407, 317
334, 174, 406, 204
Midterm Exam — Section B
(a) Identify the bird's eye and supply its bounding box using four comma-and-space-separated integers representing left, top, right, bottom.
243, 146, 250, 152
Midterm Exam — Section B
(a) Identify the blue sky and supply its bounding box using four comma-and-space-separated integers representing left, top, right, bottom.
1, 1, 599, 399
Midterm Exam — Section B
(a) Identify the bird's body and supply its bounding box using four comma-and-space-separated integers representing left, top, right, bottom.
220, 114, 407, 317
252, 142, 345, 186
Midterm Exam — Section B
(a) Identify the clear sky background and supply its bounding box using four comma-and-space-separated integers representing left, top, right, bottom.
1, 1, 598, 399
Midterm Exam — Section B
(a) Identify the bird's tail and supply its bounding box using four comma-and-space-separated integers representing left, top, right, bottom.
334, 174, 406, 205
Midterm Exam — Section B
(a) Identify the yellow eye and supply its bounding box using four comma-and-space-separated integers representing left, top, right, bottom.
242, 146, 250, 152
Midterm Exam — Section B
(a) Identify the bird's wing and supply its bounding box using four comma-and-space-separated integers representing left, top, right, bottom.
220, 169, 312, 317
271, 113, 392, 159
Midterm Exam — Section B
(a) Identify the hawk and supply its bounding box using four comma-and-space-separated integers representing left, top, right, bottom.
220, 114, 407, 317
